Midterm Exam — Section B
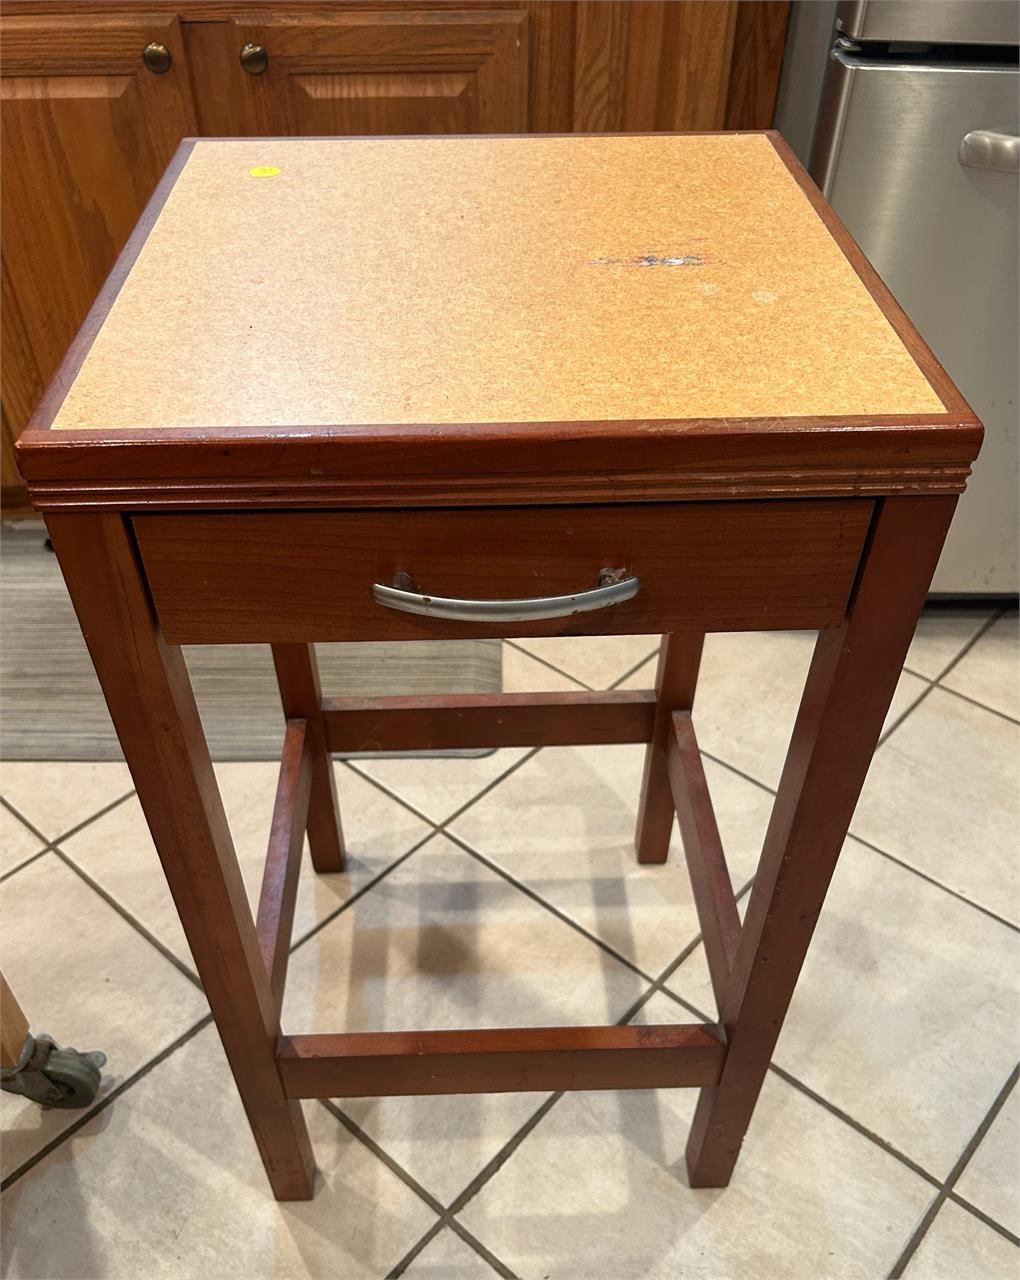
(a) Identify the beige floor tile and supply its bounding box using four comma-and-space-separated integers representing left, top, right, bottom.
341, 1088, 551, 1208
0, 856, 208, 1181
850, 688, 1019, 923
502, 642, 586, 692
622, 632, 928, 789
666, 838, 1020, 1178
456, 990, 934, 1280
905, 607, 997, 680
0, 804, 44, 875
509, 635, 660, 690
902, 1200, 1019, 1279
0, 762, 132, 844
450, 744, 773, 975
955, 1085, 1020, 1238
0, 1026, 437, 1280
404, 1227, 502, 1277
286, 834, 647, 1202
941, 612, 1019, 720
59, 762, 431, 968
285, 834, 646, 1037
351, 749, 529, 825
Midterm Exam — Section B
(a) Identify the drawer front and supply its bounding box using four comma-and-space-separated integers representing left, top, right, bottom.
134, 501, 873, 644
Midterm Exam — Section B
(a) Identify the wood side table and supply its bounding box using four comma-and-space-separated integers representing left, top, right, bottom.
17, 133, 982, 1201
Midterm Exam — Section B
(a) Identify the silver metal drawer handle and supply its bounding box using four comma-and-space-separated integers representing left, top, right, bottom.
371, 569, 639, 622
959, 129, 1019, 175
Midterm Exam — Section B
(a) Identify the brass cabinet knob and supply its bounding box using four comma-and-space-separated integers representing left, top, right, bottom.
141, 42, 172, 74
240, 43, 269, 75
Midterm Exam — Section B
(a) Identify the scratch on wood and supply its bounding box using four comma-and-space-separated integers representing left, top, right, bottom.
589, 252, 706, 268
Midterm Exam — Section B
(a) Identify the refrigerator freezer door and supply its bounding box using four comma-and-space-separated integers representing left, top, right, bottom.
837, 0, 1019, 47
812, 51, 1018, 593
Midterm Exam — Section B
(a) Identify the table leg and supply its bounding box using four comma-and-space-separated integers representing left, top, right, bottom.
1, 972, 31, 1069
635, 633, 705, 864
272, 645, 345, 873
47, 513, 316, 1200
686, 495, 957, 1187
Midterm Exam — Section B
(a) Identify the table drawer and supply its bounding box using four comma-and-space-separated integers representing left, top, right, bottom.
133, 501, 873, 644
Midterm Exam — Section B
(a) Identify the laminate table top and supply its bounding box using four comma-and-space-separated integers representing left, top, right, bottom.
18, 132, 981, 510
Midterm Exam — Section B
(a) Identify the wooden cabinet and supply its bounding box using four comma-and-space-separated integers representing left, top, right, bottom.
1, 12, 197, 498
190, 9, 528, 135
1, 0, 790, 507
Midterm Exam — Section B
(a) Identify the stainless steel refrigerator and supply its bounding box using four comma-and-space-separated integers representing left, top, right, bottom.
779, 0, 1019, 595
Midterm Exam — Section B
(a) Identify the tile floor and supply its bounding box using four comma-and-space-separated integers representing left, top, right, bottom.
1, 610, 1017, 1280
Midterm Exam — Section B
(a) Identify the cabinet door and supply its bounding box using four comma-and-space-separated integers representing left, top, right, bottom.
190, 10, 528, 137
1, 14, 196, 496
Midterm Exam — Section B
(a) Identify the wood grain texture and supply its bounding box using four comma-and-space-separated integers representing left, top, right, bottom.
0, 973, 31, 1069
323, 689, 657, 752
272, 644, 345, 873
132, 501, 873, 644
667, 710, 740, 1008
45, 511, 315, 1199
634, 632, 703, 865
255, 717, 311, 1013
198, 9, 528, 137
277, 1023, 726, 1098
0, 12, 196, 496
45, 133, 946, 433
724, 2, 791, 130
685, 494, 959, 1188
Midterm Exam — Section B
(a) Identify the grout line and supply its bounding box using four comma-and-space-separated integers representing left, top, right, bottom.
653, 981, 716, 1025
446, 1091, 564, 1219
445, 1217, 521, 1279
440, 826, 658, 985
653, 979, 954, 1198
431, 746, 544, 830
879, 607, 1009, 745
930, 681, 1020, 727
288, 830, 437, 955
502, 639, 595, 691
767, 1063, 942, 1192
0, 795, 50, 845
0, 788, 141, 885
339, 758, 449, 828
926, 606, 1005, 685
639, 872, 756, 1020
877, 680, 937, 748
345, 743, 543, 834
0, 1013, 214, 1192
887, 1064, 1019, 1279
50, 847, 205, 991
322, 1100, 524, 1280
846, 834, 1020, 933
608, 648, 660, 690
319, 1099, 446, 1215
698, 745, 1018, 934
651, 909, 1010, 1202
0, 845, 54, 884
47, 788, 139, 846
385, 1218, 448, 1279
946, 1189, 1020, 1248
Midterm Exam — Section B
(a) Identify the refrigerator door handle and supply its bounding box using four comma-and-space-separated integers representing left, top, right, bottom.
958, 129, 1020, 174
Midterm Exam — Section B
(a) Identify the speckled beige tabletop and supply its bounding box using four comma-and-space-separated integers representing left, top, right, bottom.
51, 134, 945, 432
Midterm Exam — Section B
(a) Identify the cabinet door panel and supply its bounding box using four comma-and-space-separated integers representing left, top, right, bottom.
195, 10, 528, 136
0, 14, 196, 494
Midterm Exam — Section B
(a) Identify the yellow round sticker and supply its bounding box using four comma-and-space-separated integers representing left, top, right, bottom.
249, 165, 280, 178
